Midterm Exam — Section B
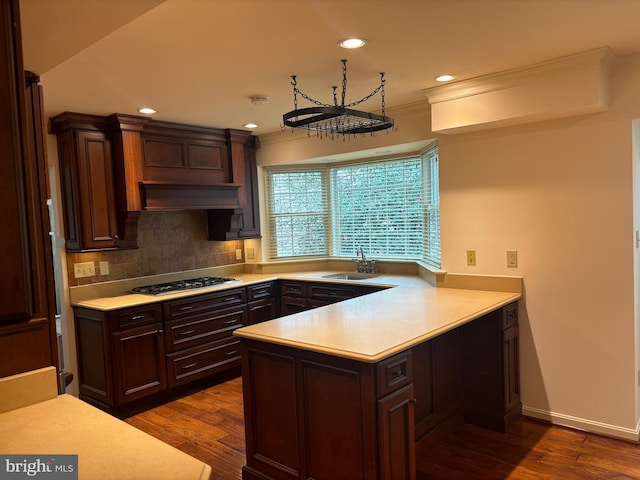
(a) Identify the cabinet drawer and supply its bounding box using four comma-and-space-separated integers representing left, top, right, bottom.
110, 304, 162, 331
377, 350, 413, 398
166, 338, 241, 387
165, 305, 246, 353
247, 282, 276, 301
308, 282, 362, 302
502, 302, 518, 329
281, 281, 307, 298
163, 287, 246, 321
248, 298, 278, 325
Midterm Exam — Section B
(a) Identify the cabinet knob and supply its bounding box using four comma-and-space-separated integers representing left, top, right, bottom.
410, 398, 418, 405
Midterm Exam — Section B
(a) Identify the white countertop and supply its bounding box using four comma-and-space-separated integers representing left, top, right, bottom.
71, 270, 521, 363
0, 395, 212, 480
234, 280, 520, 362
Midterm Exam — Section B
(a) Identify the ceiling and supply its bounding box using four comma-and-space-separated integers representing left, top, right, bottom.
18, 0, 640, 137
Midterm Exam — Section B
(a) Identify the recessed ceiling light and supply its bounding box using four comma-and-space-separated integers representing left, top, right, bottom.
243, 123, 258, 129
435, 74, 456, 82
138, 107, 156, 114
339, 38, 366, 49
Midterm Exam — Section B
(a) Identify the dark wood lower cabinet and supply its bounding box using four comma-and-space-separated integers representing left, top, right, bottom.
240, 302, 520, 480
241, 343, 382, 480
112, 323, 167, 404
413, 329, 463, 444
378, 384, 416, 480
462, 302, 521, 432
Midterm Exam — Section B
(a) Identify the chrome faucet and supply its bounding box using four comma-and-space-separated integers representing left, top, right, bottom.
355, 247, 376, 274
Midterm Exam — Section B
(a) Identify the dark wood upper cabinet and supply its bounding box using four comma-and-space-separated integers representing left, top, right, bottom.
206, 130, 261, 240
49, 112, 261, 251
55, 126, 121, 251
0, 0, 59, 377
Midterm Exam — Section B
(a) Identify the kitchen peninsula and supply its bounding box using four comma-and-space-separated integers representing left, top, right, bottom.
233, 272, 521, 480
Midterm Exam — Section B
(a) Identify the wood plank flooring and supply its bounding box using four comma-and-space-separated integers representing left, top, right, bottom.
126, 377, 640, 480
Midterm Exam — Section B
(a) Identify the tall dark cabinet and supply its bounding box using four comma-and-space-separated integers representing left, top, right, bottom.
0, 0, 59, 378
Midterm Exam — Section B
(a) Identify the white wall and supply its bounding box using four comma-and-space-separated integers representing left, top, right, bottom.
257, 54, 640, 439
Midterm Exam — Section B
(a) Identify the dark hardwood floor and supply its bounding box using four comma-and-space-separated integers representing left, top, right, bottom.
126, 377, 640, 480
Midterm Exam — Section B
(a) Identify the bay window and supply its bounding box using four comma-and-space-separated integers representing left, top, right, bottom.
265, 144, 440, 267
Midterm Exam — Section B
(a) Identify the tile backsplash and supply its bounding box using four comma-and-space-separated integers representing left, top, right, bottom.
66, 210, 244, 286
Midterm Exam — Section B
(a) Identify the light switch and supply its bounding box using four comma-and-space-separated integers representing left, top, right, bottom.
466, 250, 476, 266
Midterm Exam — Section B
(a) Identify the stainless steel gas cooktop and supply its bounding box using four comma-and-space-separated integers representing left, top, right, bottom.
131, 276, 240, 295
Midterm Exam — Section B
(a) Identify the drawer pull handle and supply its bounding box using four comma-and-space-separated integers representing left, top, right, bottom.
182, 362, 197, 369
179, 329, 196, 336
223, 297, 237, 302
131, 314, 145, 320
224, 319, 238, 325
226, 350, 238, 356
392, 370, 403, 377
179, 306, 194, 311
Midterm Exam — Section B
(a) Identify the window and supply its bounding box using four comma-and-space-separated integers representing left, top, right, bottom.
265, 169, 328, 257
265, 144, 440, 267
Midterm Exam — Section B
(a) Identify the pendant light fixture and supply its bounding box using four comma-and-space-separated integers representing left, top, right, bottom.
282, 59, 395, 140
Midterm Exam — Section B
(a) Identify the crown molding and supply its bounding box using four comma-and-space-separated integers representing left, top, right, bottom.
422, 47, 615, 104
421, 47, 615, 134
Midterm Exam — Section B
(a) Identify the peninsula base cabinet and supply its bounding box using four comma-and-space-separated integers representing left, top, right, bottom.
240, 342, 413, 480
462, 301, 521, 432
239, 302, 520, 480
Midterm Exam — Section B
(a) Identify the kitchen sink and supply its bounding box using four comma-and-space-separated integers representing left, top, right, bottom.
322, 273, 379, 281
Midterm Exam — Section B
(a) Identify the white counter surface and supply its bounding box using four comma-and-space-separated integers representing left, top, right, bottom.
71, 271, 521, 363
234, 280, 520, 362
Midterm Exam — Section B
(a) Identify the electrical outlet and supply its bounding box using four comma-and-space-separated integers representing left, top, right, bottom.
466, 250, 476, 266
236, 249, 243, 260
73, 261, 95, 278
507, 250, 518, 268
99, 261, 109, 275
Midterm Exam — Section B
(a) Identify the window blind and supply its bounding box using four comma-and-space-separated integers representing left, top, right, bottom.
264, 144, 440, 268
331, 158, 424, 259
423, 146, 441, 267
265, 168, 329, 259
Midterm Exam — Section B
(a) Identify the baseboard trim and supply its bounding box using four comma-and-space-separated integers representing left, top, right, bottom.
522, 405, 640, 441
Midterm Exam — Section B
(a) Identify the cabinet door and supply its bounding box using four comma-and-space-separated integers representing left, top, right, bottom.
378, 384, 416, 480
74, 130, 119, 250
503, 325, 520, 413
112, 324, 167, 405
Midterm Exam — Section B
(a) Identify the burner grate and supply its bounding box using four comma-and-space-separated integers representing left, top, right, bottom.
131, 276, 239, 295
